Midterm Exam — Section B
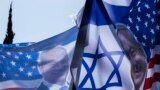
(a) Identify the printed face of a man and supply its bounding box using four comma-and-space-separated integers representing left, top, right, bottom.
38, 47, 69, 85
117, 25, 147, 90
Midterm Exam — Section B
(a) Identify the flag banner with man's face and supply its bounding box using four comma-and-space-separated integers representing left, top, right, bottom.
70, 0, 159, 90
0, 26, 78, 90
102, 0, 159, 89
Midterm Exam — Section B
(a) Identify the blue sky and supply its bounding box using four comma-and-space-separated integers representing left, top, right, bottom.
0, 0, 85, 43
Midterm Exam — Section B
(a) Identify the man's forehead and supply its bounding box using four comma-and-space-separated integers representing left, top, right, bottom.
117, 29, 132, 39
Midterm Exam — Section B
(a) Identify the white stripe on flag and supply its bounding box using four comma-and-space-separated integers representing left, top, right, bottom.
102, 0, 132, 6
151, 82, 160, 90
147, 65, 160, 78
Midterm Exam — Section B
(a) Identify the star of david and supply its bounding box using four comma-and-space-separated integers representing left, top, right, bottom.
79, 38, 124, 89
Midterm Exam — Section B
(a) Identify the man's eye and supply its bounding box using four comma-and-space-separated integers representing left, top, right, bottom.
129, 48, 136, 57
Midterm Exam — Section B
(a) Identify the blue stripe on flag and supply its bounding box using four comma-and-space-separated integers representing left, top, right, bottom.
80, 0, 112, 27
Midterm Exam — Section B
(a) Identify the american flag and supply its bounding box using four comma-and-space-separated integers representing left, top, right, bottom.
0, 43, 42, 90
144, 0, 160, 89
104, 0, 160, 89
0, 26, 78, 90
144, 30, 160, 90
120, 0, 160, 89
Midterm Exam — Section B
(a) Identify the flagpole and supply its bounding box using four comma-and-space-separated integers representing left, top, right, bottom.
69, 0, 92, 89
69, 27, 89, 90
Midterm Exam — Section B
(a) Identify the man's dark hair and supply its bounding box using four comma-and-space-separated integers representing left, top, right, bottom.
116, 23, 137, 43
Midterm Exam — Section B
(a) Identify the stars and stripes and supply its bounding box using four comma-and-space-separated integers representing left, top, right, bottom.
0, 26, 78, 90
106, 0, 159, 89
0, 50, 42, 80
119, 0, 157, 63
144, 48, 160, 89
0, 43, 42, 90
144, 29, 160, 89
125, 0, 160, 89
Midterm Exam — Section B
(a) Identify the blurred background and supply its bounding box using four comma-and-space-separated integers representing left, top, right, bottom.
0, 0, 85, 43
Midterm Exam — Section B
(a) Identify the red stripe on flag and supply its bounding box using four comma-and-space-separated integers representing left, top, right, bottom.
148, 58, 155, 68
148, 55, 160, 68
153, 73, 160, 82
144, 77, 153, 90
144, 73, 160, 89
144, 54, 160, 90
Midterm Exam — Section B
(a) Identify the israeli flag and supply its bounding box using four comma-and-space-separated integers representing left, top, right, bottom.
102, 0, 133, 22
71, 0, 143, 90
